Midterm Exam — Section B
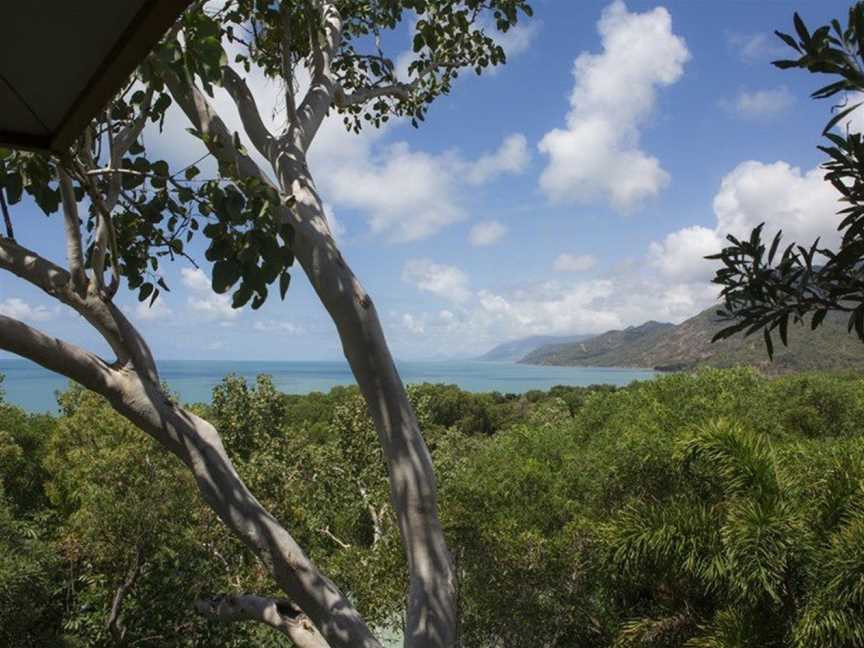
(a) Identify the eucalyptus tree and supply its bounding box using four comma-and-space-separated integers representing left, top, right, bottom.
0, 1, 532, 646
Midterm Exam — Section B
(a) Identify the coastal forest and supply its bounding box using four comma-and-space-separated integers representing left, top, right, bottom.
3, 368, 864, 646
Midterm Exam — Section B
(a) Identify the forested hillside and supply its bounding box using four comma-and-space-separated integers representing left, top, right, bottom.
521, 306, 864, 374
3, 368, 864, 646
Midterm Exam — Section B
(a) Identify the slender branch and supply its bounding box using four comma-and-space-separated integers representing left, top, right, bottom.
0, 187, 14, 240
280, 2, 298, 125
57, 166, 88, 296
107, 547, 144, 645
319, 526, 351, 550
221, 65, 275, 161
195, 595, 331, 648
333, 80, 415, 108
295, 1, 343, 151
163, 62, 269, 184
115, 86, 154, 159
0, 238, 159, 382
72, 161, 122, 298
0, 315, 116, 395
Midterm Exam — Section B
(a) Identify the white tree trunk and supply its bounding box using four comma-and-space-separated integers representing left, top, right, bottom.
280, 157, 456, 648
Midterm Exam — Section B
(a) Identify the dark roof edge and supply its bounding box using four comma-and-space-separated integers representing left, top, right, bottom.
48, 0, 192, 154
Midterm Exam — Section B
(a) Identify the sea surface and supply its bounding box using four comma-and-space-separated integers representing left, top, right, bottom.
0, 358, 657, 413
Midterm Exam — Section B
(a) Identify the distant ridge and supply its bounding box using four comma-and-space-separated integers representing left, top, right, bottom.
477, 334, 591, 362
520, 306, 864, 374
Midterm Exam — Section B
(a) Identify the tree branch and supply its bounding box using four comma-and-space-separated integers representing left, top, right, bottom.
280, 2, 299, 125
295, 1, 343, 151
57, 166, 88, 296
0, 188, 14, 240
195, 594, 331, 648
107, 547, 144, 645
114, 87, 154, 160
163, 64, 271, 184
0, 238, 159, 383
72, 160, 122, 298
333, 81, 415, 108
0, 315, 116, 395
221, 64, 275, 161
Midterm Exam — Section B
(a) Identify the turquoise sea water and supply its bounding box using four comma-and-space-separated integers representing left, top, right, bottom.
0, 358, 656, 413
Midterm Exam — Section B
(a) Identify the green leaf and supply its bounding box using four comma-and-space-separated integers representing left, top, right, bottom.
212, 260, 240, 293
811, 309, 828, 330
279, 270, 291, 300
823, 102, 862, 135
774, 30, 801, 52
138, 283, 154, 302
231, 284, 252, 309
763, 328, 774, 360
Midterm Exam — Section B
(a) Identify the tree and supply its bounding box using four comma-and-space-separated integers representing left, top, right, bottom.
709, 3, 864, 357
0, 1, 532, 646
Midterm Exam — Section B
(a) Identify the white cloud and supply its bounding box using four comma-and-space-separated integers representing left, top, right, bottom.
495, 20, 541, 59
252, 320, 305, 334
322, 131, 530, 242
727, 32, 787, 64
649, 161, 840, 282
538, 1, 689, 211
553, 253, 597, 272
402, 259, 471, 303
401, 313, 426, 335
725, 86, 794, 119
395, 269, 720, 356
135, 298, 173, 321
465, 134, 530, 185
0, 298, 53, 322
326, 143, 464, 242
648, 226, 724, 282
180, 268, 239, 321
469, 220, 509, 246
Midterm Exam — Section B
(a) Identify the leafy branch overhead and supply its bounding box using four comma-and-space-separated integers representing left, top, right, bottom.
709, 2, 864, 357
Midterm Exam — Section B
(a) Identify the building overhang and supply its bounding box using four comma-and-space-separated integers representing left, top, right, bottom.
0, 0, 191, 153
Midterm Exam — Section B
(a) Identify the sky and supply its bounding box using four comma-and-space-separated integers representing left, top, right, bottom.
0, 0, 857, 361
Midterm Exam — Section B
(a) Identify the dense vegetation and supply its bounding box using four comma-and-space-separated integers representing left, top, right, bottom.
2, 368, 864, 646
521, 305, 864, 374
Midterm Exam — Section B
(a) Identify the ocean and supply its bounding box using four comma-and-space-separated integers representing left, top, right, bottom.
0, 358, 657, 413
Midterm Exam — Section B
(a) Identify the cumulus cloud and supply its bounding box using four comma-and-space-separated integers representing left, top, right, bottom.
402, 259, 471, 303
538, 0, 689, 210
724, 86, 795, 119
649, 161, 841, 282
181, 268, 239, 320
0, 298, 53, 322
396, 269, 720, 355
469, 220, 509, 246
135, 298, 173, 321
494, 20, 542, 59
553, 253, 596, 272
401, 313, 426, 335
465, 134, 530, 185
322, 132, 530, 242
252, 320, 305, 334
325, 143, 464, 242
726, 32, 787, 64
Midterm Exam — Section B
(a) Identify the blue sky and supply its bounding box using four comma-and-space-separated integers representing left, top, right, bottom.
0, 0, 856, 361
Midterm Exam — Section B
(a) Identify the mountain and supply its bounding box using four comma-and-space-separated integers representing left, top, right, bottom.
477, 334, 592, 362
520, 320, 674, 366
520, 306, 864, 374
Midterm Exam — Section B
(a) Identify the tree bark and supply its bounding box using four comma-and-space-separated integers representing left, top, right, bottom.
279, 159, 456, 648
163, 63, 457, 647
